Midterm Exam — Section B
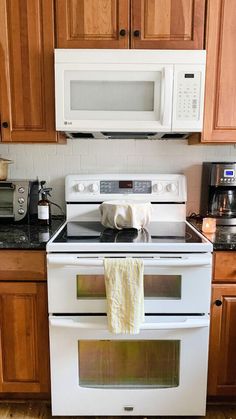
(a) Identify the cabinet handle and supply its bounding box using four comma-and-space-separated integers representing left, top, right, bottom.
133, 30, 140, 37
2, 122, 9, 128
119, 29, 126, 37
215, 299, 222, 306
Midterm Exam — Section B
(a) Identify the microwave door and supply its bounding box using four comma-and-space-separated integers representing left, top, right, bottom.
56, 64, 174, 132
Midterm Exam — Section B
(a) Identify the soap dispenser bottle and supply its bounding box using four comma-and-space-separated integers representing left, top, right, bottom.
37, 181, 52, 225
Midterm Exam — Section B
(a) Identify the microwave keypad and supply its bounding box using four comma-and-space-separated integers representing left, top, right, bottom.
176, 72, 201, 121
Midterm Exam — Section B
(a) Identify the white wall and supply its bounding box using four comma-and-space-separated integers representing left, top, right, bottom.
1, 139, 236, 215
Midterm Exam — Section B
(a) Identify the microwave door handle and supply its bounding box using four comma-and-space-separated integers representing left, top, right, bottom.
47, 255, 211, 267
160, 66, 173, 128
49, 317, 209, 330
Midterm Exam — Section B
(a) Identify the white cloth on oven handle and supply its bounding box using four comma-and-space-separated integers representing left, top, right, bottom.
104, 258, 144, 334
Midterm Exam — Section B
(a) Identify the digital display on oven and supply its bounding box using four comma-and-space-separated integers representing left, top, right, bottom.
224, 169, 234, 177
184, 74, 194, 78
119, 181, 133, 189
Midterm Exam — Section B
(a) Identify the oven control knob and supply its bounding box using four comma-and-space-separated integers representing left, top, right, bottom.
18, 197, 25, 204
153, 183, 163, 193
77, 183, 85, 192
18, 187, 25, 194
90, 183, 99, 193
18, 208, 25, 215
166, 183, 177, 192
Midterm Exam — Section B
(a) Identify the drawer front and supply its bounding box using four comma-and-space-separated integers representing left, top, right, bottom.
0, 250, 46, 281
213, 252, 236, 282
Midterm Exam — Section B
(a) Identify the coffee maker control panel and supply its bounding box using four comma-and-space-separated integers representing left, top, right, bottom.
211, 164, 236, 186
219, 169, 236, 184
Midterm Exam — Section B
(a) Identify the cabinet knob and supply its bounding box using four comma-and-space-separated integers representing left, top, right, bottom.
215, 299, 222, 306
2, 122, 9, 128
133, 30, 140, 37
119, 29, 126, 37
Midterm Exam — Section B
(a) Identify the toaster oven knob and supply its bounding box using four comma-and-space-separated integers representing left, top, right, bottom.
18, 187, 25, 193
18, 197, 25, 204
166, 183, 177, 192
153, 183, 163, 193
18, 208, 25, 215
90, 183, 99, 193
77, 183, 85, 192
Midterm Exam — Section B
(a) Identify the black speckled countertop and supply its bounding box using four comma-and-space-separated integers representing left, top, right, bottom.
188, 218, 236, 251
0, 216, 65, 250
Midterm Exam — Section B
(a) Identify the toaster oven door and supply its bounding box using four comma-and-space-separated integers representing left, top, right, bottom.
0, 183, 15, 219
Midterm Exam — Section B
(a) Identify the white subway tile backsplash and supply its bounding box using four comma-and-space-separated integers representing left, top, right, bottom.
1, 139, 236, 214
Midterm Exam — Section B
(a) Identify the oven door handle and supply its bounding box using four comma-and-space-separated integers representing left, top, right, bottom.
47, 255, 211, 267
49, 317, 209, 330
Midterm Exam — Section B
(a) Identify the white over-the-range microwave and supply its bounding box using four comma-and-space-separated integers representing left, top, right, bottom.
55, 49, 206, 140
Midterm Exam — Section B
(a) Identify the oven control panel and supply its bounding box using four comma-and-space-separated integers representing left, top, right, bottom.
74, 180, 179, 195
66, 175, 187, 202
100, 180, 152, 194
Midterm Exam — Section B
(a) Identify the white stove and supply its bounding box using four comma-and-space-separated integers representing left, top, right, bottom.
47, 174, 212, 417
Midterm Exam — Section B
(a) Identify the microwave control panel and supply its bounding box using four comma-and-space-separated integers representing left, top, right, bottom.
176, 71, 201, 121
172, 63, 205, 132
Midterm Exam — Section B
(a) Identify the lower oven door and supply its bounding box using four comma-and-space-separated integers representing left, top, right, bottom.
49, 315, 209, 416
47, 254, 212, 314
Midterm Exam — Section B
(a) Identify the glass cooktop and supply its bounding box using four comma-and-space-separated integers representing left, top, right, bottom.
53, 221, 204, 244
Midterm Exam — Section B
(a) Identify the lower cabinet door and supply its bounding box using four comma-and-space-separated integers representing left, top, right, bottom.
0, 282, 50, 395
208, 284, 236, 396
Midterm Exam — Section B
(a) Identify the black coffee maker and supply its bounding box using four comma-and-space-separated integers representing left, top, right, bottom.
200, 162, 236, 225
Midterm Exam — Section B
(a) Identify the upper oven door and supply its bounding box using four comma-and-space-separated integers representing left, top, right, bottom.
55, 62, 173, 132
47, 254, 212, 314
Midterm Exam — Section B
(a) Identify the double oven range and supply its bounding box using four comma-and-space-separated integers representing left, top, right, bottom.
47, 174, 212, 417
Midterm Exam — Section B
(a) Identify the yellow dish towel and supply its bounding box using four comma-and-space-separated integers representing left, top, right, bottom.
104, 258, 144, 334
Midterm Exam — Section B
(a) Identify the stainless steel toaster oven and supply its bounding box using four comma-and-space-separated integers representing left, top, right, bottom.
0, 180, 39, 223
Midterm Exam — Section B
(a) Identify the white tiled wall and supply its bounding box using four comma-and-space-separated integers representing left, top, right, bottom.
1, 139, 236, 215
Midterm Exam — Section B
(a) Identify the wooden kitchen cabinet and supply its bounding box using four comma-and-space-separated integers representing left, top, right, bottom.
207, 251, 236, 397
131, 0, 205, 49
55, 0, 206, 50
202, 0, 236, 143
0, 250, 50, 397
0, 0, 57, 143
55, 0, 130, 48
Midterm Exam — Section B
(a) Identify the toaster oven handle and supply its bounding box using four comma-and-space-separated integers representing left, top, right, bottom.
49, 316, 209, 330
47, 255, 211, 267
161, 66, 173, 128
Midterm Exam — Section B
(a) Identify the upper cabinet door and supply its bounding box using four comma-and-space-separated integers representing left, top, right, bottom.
202, 0, 236, 143
55, 0, 130, 48
0, 0, 57, 142
131, 0, 206, 49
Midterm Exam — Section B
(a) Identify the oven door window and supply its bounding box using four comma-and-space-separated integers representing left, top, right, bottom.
0, 189, 14, 216
78, 340, 180, 388
77, 274, 181, 299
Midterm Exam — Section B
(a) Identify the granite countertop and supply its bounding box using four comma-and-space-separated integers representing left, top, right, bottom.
0, 216, 65, 250
188, 217, 236, 251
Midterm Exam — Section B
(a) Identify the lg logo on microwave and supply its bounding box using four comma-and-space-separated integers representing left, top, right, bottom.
64, 121, 72, 125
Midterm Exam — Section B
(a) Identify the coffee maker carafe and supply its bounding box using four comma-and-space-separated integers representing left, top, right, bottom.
200, 162, 236, 225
